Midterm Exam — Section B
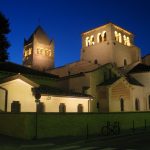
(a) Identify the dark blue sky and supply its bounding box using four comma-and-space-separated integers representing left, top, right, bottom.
0, 0, 150, 67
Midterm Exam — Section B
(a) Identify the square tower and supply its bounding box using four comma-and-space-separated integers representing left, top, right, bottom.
81, 23, 141, 67
23, 26, 54, 71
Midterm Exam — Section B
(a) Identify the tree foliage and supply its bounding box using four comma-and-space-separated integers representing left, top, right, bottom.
0, 12, 10, 62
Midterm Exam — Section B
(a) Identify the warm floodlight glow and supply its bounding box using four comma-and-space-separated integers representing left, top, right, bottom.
123, 35, 127, 45
102, 31, 107, 41
24, 47, 32, 58
97, 33, 102, 43
85, 37, 90, 47
28, 48, 32, 55
126, 37, 130, 46
37, 47, 52, 57
123, 35, 130, 46
90, 35, 94, 45
114, 31, 131, 46
118, 33, 122, 43
114, 31, 119, 41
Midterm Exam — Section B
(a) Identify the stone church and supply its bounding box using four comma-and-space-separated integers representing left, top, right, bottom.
0, 23, 150, 113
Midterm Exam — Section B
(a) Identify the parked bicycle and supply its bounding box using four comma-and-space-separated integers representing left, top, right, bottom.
101, 121, 120, 136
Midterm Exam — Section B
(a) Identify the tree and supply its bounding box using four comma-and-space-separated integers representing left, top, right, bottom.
0, 12, 10, 62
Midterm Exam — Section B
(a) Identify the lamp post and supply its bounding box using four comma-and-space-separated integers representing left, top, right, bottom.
34, 91, 41, 139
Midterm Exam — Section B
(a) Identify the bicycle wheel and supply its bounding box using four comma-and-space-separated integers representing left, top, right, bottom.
113, 126, 120, 135
101, 126, 109, 136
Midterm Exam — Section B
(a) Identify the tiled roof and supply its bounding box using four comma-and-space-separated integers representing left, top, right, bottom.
129, 63, 150, 73
82, 22, 133, 35
97, 76, 143, 87
97, 77, 120, 86
48, 60, 100, 77
142, 54, 150, 59
32, 85, 92, 98
0, 72, 92, 98
0, 62, 58, 78
126, 75, 143, 86
60, 72, 85, 80
0, 72, 59, 88
0, 71, 15, 79
24, 25, 44, 45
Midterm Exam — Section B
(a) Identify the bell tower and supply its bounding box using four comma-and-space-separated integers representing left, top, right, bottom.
23, 26, 54, 71
81, 23, 141, 67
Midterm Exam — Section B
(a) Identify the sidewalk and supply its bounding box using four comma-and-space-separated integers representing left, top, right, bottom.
0, 134, 85, 150
0, 130, 149, 150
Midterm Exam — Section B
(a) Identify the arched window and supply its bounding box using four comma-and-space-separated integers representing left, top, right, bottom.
28, 48, 32, 55
24, 51, 27, 57
123, 35, 127, 45
120, 98, 124, 111
94, 59, 98, 64
11, 101, 21, 113
59, 103, 66, 113
90, 35, 94, 45
85, 37, 90, 47
135, 98, 140, 111
97, 33, 102, 43
118, 33, 122, 43
96, 102, 100, 109
103, 31, 107, 41
148, 95, 150, 110
114, 31, 119, 41
126, 37, 130, 46
77, 104, 83, 112
124, 59, 127, 66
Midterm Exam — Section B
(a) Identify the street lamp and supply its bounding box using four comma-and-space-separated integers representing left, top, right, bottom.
34, 91, 41, 139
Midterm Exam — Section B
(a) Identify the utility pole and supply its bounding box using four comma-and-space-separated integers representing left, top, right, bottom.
34, 91, 41, 139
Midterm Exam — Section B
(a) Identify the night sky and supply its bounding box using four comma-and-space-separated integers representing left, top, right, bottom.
0, 0, 150, 67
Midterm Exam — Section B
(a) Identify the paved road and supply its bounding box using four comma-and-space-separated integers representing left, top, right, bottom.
0, 132, 150, 150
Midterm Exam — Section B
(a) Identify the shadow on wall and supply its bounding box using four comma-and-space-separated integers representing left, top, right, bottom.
0, 112, 150, 139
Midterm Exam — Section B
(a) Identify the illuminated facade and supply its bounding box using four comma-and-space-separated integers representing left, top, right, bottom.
0, 23, 150, 113
23, 26, 54, 71
49, 23, 150, 112
81, 23, 141, 67
0, 65, 91, 113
